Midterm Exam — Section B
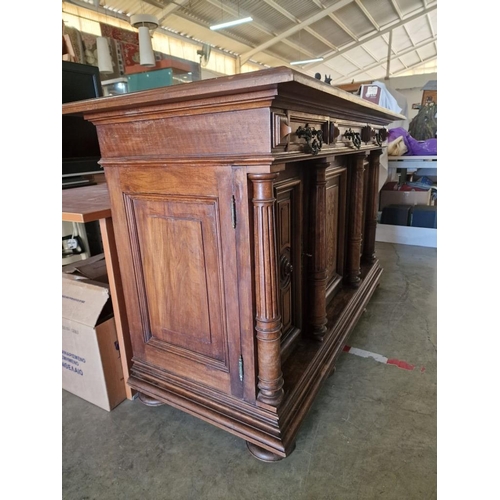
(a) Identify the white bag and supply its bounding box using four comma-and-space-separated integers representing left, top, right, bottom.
387, 136, 408, 156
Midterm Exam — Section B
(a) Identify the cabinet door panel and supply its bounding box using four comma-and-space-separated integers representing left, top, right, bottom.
118, 165, 241, 396
325, 168, 347, 299
326, 182, 339, 280
275, 176, 303, 358
132, 195, 227, 364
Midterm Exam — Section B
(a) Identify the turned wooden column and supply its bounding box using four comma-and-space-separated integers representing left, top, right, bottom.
308, 162, 328, 340
249, 173, 284, 407
347, 153, 367, 287
363, 149, 382, 263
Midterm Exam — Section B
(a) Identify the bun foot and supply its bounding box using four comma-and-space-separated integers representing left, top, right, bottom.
246, 441, 295, 462
138, 392, 164, 407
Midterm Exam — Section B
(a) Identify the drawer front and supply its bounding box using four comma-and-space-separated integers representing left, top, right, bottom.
271, 109, 387, 156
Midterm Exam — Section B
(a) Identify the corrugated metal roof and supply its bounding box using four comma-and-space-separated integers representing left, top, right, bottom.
64, 0, 437, 84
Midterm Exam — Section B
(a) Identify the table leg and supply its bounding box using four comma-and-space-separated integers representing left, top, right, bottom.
99, 217, 135, 400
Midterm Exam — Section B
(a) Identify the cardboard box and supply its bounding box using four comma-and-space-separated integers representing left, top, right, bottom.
379, 188, 434, 211
62, 275, 126, 411
62, 253, 108, 283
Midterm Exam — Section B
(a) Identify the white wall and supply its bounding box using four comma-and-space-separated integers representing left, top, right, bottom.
385, 73, 437, 123
201, 68, 227, 80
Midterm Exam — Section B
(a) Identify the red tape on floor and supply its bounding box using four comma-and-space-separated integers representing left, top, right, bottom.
343, 345, 421, 372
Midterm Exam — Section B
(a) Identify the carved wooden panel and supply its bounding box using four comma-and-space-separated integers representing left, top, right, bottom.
326, 182, 339, 279
124, 192, 235, 391
274, 174, 303, 359
325, 167, 347, 300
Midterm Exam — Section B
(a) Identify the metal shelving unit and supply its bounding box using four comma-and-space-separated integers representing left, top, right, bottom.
376, 156, 437, 248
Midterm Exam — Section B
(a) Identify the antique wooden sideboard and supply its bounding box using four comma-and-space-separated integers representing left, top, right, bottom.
62, 67, 404, 461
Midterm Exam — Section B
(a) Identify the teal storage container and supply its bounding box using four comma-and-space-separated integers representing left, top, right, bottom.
127, 68, 174, 92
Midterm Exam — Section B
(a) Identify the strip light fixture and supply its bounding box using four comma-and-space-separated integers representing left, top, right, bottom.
290, 57, 324, 65
210, 16, 253, 30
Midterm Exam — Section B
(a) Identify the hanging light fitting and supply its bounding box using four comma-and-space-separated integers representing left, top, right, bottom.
96, 36, 113, 74
130, 14, 159, 67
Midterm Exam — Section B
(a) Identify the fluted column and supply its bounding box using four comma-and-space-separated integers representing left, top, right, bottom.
249, 173, 284, 407
308, 162, 328, 340
347, 153, 367, 287
363, 149, 382, 263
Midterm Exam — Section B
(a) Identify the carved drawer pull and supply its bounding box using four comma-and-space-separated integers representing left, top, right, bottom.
296, 123, 323, 155
343, 128, 361, 149
361, 125, 372, 144
375, 127, 388, 146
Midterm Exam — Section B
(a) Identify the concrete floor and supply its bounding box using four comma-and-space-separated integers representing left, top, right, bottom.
62, 242, 437, 500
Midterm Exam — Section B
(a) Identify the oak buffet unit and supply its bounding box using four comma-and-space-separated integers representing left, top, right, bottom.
62, 67, 403, 461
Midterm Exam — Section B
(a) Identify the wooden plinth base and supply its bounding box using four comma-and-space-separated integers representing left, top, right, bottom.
246, 441, 295, 462
138, 392, 165, 407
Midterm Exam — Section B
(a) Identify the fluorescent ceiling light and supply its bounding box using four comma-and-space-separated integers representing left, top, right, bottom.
210, 17, 253, 30
290, 57, 324, 65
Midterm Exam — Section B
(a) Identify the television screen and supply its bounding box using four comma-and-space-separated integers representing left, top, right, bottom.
62, 61, 104, 181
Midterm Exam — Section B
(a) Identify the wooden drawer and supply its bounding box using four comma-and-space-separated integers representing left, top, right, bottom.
272, 110, 388, 156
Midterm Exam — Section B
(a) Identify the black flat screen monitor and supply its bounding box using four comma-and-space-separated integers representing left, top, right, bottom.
62, 61, 104, 180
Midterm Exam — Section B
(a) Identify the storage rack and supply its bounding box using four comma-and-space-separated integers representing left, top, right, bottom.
376, 155, 437, 248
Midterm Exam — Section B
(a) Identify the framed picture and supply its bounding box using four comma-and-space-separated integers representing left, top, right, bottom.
422, 89, 437, 105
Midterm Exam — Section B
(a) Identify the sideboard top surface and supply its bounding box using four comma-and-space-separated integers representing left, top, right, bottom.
62, 66, 405, 124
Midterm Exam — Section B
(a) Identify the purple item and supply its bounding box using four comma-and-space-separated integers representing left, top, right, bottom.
388, 127, 437, 156
407, 137, 437, 155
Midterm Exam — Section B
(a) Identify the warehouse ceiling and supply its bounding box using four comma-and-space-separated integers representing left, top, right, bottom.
66, 0, 437, 85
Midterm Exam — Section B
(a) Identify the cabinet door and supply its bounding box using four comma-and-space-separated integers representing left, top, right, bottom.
325, 167, 347, 300
274, 171, 303, 360
116, 166, 242, 398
